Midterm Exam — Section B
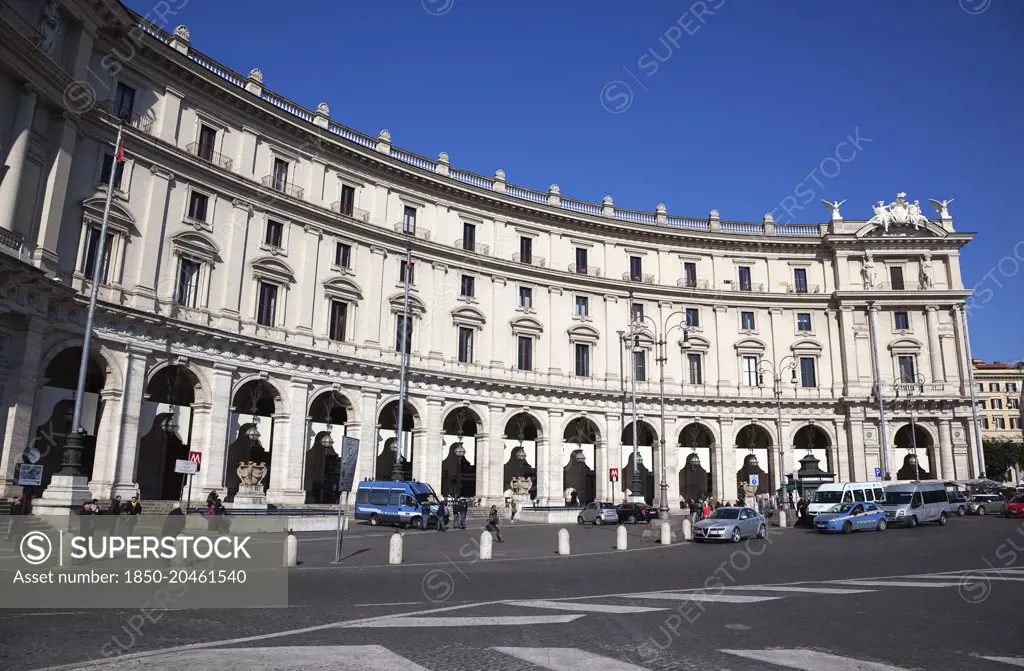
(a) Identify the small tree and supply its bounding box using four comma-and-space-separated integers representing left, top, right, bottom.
983, 440, 1024, 481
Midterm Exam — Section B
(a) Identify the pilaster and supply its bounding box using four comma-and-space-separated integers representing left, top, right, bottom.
0, 84, 38, 232
201, 364, 236, 496
938, 419, 954, 480
424, 398, 444, 491
133, 164, 175, 310
34, 112, 79, 274
267, 378, 310, 505
485, 404, 505, 504
112, 347, 151, 498
0, 319, 46, 496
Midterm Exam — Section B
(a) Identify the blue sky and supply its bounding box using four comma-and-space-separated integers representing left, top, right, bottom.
129, 0, 1024, 362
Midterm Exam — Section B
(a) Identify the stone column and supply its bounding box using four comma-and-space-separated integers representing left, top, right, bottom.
845, 419, 866, 482
489, 277, 507, 368
267, 378, 310, 505
604, 296, 620, 384
201, 364, 235, 496
356, 390, 380, 482
595, 439, 608, 502
424, 398, 444, 491
411, 428, 428, 483
938, 419, 955, 480
839, 306, 860, 396
213, 199, 252, 324
186, 402, 212, 504
239, 126, 260, 180
33, 112, 79, 274
133, 165, 175, 309
0, 319, 46, 496
86, 388, 124, 500
112, 347, 151, 498
535, 436, 550, 505
712, 305, 728, 392
292, 226, 321, 334
358, 247, 387, 346
546, 288, 562, 379
605, 411, 623, 502
664, 436, 679, 510
0, 84, 38, 231
429, 264, 448, 359
925, 305, 944, 383
718, 418, 735, 501
159, 86, 184, 146
485, 404, 505, 505
544, 407, 563, 504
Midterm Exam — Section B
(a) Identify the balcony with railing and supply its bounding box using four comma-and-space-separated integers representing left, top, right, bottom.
568, 263, 601, 277
512, 253, 546, 267
786, 284, 822, 294
453, 238, 490, 255
261, 175, 304, 200
95, 99, 156, 134
728, 281, 765, 293
0, 227, 32, 261
394, 222, 431, 241
330, 202, 370, 222
186, 142, 233, 170
676, 278, 710, 290
623, 272, 655, 284
872, 281, 925, 291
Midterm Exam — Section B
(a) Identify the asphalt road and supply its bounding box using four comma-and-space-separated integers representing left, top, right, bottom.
1, 514, 1023, 670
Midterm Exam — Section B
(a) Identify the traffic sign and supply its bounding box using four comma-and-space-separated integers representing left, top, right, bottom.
189, 451, 202, 470
874, 467, 882, 478
338, 437, 360, 493
174, 459, 198, 475
748, 474, 759, 487
609, 468, 619, 481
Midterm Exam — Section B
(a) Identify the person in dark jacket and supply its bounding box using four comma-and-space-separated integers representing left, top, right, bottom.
20, 486, 33, 516
161, 503, 186, 565
108, 495, 122, 516
435, 499, 447, 532
454, 498, 468, 530
485, 505, 503, 542
5, 496, 24, 544
124, 495, 142, 534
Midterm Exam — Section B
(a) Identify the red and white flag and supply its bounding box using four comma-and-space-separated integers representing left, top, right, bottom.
114, 138, 125, 163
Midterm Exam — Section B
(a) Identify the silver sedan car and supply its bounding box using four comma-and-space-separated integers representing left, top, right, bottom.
577, 502, 619, 525
965, 493, 1006, 516
692, 507, 767, 543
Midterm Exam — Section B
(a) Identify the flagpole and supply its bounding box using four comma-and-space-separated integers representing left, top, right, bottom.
59, 119, 125, 476
391, 243, 413, 482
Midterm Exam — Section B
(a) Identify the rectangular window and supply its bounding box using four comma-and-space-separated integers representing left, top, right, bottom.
519, 286, 533, 308
328, 300, 348, 341
575, 343, 590, 377
114, 82, 136, 117
82, 228, 115, 282
633, 350, 647, 382
175, 257, 200, 307
517, 335, 533, 371
402, 206, 417, 234
256, 281, 278, 326
576, 247, 588, 273
631, 303, 644, 321
265, 220, 284, 247
793, 268, 808, 293
738, 266, 752, 291
889, 266, 905, 290
898, 355, 916, 383
629, 256, 642, 281
519, 236, 533, 264
395, 314, 413, 352
575, 296, 589, 317
369, 489, 388, 506
462, 222, 476, 251
796, 312, 812, 332
197, 125, 217, 161
894, 311, 910, 330
685, 307, 700, 328
989, 383, 1000, 392
976, 400, 987, 411
682, 262, 697, 288
458, 327, 474, 363
1008, 382, 1018, 392
399, 261, 415, 285
100, 153, 124, 190
187, 191, 209, 222
740, 311, 755, 330
992, 399, 1003, 410
460, 275, 475, 298
977, 383, 984, 392
334, 242, 351, 268
994, 417, 1006, 429
339, 184, 355, 216
800, 357, 817, 388
271, 157, 289, 191
980, 418, 989, 430
1012, 417, 1021, 430
743, 355, 758, 387
687, 353, 702, 384
1009, 398, 1020, 410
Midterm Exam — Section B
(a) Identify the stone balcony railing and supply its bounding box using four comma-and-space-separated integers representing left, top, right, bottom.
0, 227, 34, 261
568, 263, 601, 277
330, 202, 370, 222
512, 253, 546, 267
261, 175, 304, 200
786, 284, 822, 294
453, 238, 490, 255
394, 222, 431, 241
186, 142, 233, 170
676, 278, 709, 290
95, 99, 156, 134
622, 272, 655, 284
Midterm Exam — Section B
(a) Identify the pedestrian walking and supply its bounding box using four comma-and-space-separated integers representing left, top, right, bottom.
124, 494, 142, 534
5, 496, 25, 545
435, 499, 447, 532
485, 505, 503, 542
701, 500, 711, 519
20, 486, 33, 516
510, 499, 518, 523
107, 495, 122, 516
454, 497, 468, 529
161, 502, 186, 566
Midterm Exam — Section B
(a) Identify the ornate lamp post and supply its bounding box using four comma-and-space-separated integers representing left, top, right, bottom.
893, 373, 927, 481
758, 356, 798, 509
392, 241, 414, 482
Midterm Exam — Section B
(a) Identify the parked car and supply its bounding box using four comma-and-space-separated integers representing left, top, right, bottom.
880, 481, 949, 528
814, 502, 887, 534
1003, 494, 1024, 518
353, 480, 447, 529
692, 507, 766, 543
965, 493, 1006, 516
577, 502, 619, 525
616, 502, 657, 524
946, 489, 968, 517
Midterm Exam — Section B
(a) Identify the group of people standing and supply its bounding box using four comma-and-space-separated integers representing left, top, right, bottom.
431, 497, 505, 543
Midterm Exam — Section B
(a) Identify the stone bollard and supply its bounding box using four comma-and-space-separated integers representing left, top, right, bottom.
342, 515, 350, 531
778, 509, 788, 528
389, 531, 403, 565
558, 528, 571, 556
660, 521, 671, 545
479, 530, 493, 560
616, 524, 628, 550
682, 518, 692, 541
284, 531, 297, 567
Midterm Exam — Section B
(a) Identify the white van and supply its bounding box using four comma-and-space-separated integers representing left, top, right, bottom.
807, 482, 887, 517
880, 481, 949, 528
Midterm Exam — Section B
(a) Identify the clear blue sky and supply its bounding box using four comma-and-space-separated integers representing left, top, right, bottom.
128, 0, 1024, 363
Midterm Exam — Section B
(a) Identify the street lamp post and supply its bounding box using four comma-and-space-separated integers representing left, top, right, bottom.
391, 243, 413, 482
627, 331, 642, 502
893, 374, 927, 481
757, 356, 798, 509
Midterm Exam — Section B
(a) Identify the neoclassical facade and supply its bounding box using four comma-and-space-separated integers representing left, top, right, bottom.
0, 1, 985, 508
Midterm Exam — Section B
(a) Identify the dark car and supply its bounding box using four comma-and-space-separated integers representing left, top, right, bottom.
616, 502, 656, 524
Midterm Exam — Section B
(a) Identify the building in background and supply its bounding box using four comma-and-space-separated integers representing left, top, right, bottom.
972, 360, 1024, 441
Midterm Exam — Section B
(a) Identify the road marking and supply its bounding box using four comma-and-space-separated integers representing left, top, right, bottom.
912, 574, 1024, 582
49, 646, 430, 670
980, 656, 1024, 667
725, 585, 875, 595
353, 602, 422, 606
722, 648, 909, 670
506, 599, 668, 614
619, 592, 781, 603
343, 615, 585, 628
839, 580, 961, 588
493, 647, 649, 670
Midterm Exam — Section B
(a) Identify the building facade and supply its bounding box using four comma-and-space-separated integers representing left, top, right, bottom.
0, 1, 985, 509
972, 360, 1023, 442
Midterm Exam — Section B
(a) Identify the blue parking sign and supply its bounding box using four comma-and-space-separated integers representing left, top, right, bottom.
748, 474, 759, 487
874, 467, 882, 478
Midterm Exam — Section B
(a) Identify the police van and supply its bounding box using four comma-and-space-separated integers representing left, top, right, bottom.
353, 480, 446, 529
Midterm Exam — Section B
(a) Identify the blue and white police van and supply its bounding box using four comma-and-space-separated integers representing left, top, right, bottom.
353, 480, 447, 529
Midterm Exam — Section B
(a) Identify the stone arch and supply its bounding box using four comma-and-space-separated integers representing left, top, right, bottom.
136, 363, 206, 500
307, 385, 360, 421
734, 422, 773, 496
791, 422, 835, 478
144, 362, 207, 406
892, 422, 938, 480
677, 421, 715, 503
375, 398, 422, 481
38, 336, 124, 392
621, 419, 658, 445
440, 404, 486, 498
502, 410, 543, 500
231, 375, 287, 416
303, 388, 354, 502
561, 415, 601, 506
224, 377, 285, 498
500, 407, 547, 440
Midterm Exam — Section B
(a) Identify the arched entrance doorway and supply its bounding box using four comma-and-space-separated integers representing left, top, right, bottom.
562, 417, 599, 505
735, 423, 773, 498
440, 406, 482, 498
793, 423, 832, 474
306, 390, 350, 503
502, 412, 540, 501
678, 421, 714, 502
225, 379, 281, 500
376, 400, 417, 481
894, 424, 935, 480
621, 420, 656, 504
29, 347, 106, 492
136, 365, 201, 500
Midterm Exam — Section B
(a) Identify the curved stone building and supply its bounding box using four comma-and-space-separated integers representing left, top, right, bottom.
0, 1, 984, 508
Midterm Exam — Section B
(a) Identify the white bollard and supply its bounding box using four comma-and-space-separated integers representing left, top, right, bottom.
389, 531, 403, 565
778, 509, 788, 528
682, 518, 692, 541
558, 528, 571, 556
616, 524, 628, 550
284, 531, 297, 567
660, 521, 671, 545
342, 515, 350, 531
479, 530, 493, 560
